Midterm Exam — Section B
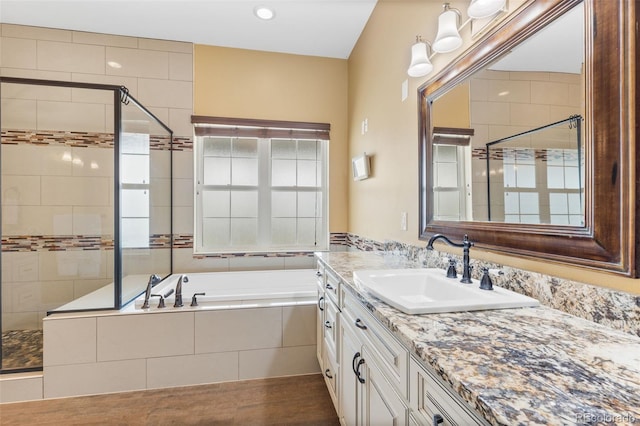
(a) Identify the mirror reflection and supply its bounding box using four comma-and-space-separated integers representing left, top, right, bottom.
431, 2, 585, 225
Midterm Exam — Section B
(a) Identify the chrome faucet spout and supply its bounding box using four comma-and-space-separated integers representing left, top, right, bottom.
426, 234, 474, 284
174, 275, 189, 308
142, 274, 162, 309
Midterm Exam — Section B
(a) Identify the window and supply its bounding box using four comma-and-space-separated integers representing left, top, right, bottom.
503, 148, 540, 224
192, 117, 329, 254
121, 132, 150, 248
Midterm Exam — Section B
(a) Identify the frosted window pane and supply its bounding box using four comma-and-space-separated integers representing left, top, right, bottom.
505, 214, 520, 222
122, 218, 149, 248
520, 215, 540, 224
231, 191, 258, 217
504, 164, 516, 188
272, 192, 296, 217
564, 150, 579, 167
517, 165, 536, 188
298, 140, 318, 160
568, 193, 582, 214
272, 139, 296, 159
271, 218, 296, 244
516, 149, 535, 164
519, 193, 539, 214
121, 133, 149, 154
297, 218, 316, 245
503, 149, 515, 164
232, 138, 258, 157
569, 215, 583, 226
202, 190, 230, 217
550, 215, 570, 225
272, 159, 296, 186
231, 219, 257, 245
547, 149, 564, 165
436, 145, 457, 162
202, 218, 229, 247
436, 163, 458, 188
549, 193, 568, 214
122, 154, 149, 184
564, 167, 580, 189
231, 158, 258, 186
298, 160, 318, 187
547, 166, 564, 189
298, 192, 319, 217
504, 192, 519, 214
204, 157, 230, 185
436, 191, 460, 217
204, 138, 231, 156
122, 189, 149, 217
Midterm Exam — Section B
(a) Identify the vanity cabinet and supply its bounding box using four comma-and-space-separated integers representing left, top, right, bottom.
316, 264, 340, 411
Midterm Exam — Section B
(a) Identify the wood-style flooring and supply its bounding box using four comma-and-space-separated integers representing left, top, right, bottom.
0, 374, 339, 425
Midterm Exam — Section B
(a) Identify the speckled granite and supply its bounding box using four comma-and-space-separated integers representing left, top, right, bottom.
2, 329, 43, 370
316, 251, 640, 426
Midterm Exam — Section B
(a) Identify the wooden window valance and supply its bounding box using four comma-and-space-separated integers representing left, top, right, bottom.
191, 115, 331, 140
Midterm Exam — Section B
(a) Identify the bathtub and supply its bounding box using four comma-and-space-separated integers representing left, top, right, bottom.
133, 269, 317, 310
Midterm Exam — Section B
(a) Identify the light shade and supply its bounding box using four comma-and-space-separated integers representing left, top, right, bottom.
407, 39, 433, 77
432, 5, 462, 53
467, 0, 506, 19
254, 6, 275, 20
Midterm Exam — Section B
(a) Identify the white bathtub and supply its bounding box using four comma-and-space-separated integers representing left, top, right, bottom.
134, 269, 317, 309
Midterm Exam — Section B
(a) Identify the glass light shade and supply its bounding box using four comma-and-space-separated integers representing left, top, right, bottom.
467, 0, 506, 19
432, 9, 463, 53
407, 41, 433, 77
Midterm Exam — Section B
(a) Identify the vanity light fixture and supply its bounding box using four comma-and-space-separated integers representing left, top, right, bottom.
254, 5, 275, 20
407, 36, 434, 77
467, 0, 507, 19
432, 3, 463, 53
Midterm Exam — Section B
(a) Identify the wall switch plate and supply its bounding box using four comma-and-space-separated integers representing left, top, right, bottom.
402, 80, 408, 102
401, 211, 408, 231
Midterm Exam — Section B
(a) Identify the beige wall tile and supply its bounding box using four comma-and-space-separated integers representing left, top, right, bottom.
474, 69, 508, 80
172, 178, 193, 207
487, 124, 531, 141
71, 87, 115, 105
487, 79, 531, 103
172, 151, 193, 179
548, 105, 581, 122
172, 249, 229, 273
97, 312, 194, 361
37, 100, 106, 132
531, 81, 569, 106
1, 312, 40, 330
2, 206, 73, 236
238, 345, 319, 380
173, 206, 193, 235
1, 98, 37, 129
567, 84, 583, 108
2, 24, 72, 42
70, 147, 114, 177
71, 73, 139, 97
2, 252, 39, 283
282, 305, 316, 347
106, 47, 169, 79
72, 31, 138, 48
41, 176, 110, 206
72, 206, 113, 235
509, 103, 550, 127
138, 38, 192, 54
548, 72, 581, 84
228, 256, 286, 271
38, 250, 108, 281
2, 82, 71, 102
44, 359, 146, 398
138, 78, 192, 109
508, 71, 550, 81
37, 40, 105, 74
6, 281, 74, 313
73, 279, 112, 299
150, 150, 171, 178
469, 78, 488, 102
283, 256, 316, 269
150, 206, 171, 234
2, 145, 70, 176
150, 178, 171, 206
470, 124, 488, 147
146, 107, 169, 126
470, 101, 510, 126
0, 376, 43, 403
1, 37, 37, 69
43, 316, 96, 366
2, 175, 41, 206
0, 67, 71, 81
169, 108, 194, 138
195, 308, 282, 353
147, 352, 239, 389
169, 52, 193, 81
121, 248, 171, 277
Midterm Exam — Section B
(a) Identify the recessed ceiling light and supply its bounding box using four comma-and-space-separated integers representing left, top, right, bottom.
254, 6, 275, 20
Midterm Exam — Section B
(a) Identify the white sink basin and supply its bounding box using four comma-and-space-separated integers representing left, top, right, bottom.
353, 268, 540, 314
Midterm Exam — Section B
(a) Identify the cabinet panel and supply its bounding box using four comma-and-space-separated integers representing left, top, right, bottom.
325, 268, 341, 307
340, 317, 362, 426
363, 346, 408, 426
316, 287, 325, 368
323, 344, 339, 410
323, 297, 339, 363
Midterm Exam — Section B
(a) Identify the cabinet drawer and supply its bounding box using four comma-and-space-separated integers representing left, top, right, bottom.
324, 268, 341, 306
410, 358, 486, 426
322, 344, 339, 410
323, 297, 339, 361
344, 291, 409, 399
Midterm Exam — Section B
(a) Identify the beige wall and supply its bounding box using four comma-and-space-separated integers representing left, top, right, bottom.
193, 45, 349, 233
347, 0, 638, 293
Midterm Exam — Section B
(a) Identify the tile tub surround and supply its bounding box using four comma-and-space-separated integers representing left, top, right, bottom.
316, 251, 640, 425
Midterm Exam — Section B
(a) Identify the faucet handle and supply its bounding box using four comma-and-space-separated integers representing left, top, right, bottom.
191, 292, 206, 307
479, 268, 493, 290
446, 258, 457, 279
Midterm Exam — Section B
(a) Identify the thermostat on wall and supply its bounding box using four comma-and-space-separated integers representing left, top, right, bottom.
352, 153, 371, 181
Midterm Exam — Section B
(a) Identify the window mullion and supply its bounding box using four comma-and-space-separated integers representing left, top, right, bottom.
257, 138, 271, 247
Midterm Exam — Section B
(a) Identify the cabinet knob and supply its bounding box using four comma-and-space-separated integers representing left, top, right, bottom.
324, 320, 332, 329
326, 283, 334, 291
433, 414, 444, 426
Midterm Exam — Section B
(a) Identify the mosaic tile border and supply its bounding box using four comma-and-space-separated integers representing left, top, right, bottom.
344, 233, 640, 337
1, 129, 192, 151
471, 147, 581, 161
1, 234, 173, 252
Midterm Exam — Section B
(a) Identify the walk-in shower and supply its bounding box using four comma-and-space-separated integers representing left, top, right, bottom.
0, 77, 173, 372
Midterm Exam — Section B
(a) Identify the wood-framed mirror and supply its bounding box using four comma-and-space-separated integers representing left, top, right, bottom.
418, 0, 638, 276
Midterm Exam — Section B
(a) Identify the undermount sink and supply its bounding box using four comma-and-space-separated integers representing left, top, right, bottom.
353, 268, 540, 314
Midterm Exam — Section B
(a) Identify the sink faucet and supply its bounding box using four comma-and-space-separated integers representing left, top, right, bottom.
174, 275, 189, 308
426, 234, 474, 284
142, 274, 163, 309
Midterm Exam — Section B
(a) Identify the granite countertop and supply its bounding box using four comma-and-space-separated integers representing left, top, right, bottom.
316, 251, 640, 426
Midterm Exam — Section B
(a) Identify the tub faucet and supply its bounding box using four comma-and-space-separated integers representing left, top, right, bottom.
174, 275, 189, 308
142, 274, 163, 309
427, 234, 474, 284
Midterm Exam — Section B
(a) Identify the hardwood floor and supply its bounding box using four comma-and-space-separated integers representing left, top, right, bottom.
0, 374, 339, 425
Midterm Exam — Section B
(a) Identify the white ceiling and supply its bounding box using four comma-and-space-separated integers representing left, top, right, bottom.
0, 0, 378, 59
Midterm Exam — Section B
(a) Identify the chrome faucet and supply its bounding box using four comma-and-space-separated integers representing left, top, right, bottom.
427, 234, 474, 284
174, 275, 189, 308
142, 274, 163, 309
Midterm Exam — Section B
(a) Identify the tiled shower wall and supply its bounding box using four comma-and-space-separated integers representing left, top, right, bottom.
0, 24, 193, 329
